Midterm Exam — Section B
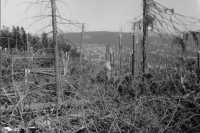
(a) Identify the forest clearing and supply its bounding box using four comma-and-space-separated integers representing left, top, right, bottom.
1, 0, 200, 133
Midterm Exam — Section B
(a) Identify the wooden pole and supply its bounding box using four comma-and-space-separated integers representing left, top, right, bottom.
51, 0, 62, 103
142, 0, 148, 73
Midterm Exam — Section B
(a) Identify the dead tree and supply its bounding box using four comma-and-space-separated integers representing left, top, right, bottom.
119, 31, 122, 74
0, 0, 2, 116
80, 23, 84, 63
142, 0, 148, 73
51, 0, 62, 103
132, 34, 138, 76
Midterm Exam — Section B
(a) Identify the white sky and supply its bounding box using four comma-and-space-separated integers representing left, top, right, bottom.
1, 0, 200, 34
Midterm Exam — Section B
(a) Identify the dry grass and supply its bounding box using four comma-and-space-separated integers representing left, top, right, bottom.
1, 53, 200, 133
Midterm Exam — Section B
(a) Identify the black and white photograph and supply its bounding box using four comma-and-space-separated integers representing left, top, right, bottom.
0, 0, 200, 132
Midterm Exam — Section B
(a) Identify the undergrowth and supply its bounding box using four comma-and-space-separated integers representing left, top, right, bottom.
1, 55, 200, 133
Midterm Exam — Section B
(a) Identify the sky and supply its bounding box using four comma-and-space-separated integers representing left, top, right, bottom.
1, 0, 200, 34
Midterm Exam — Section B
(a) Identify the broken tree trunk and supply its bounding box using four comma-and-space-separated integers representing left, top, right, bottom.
132, 34, 138, 76
105, 44, 110, 90
119, 33, 122, 74
80, 24, 84, 62
142, 0, 148, 73
51, 0, 62, 104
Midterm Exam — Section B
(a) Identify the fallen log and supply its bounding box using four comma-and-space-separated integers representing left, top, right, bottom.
1, 102, 56, 112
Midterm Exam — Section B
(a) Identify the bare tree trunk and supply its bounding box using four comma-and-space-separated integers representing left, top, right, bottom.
119, 33, 122, 74
142, 0, 148, 73
0, 0, 2, 125
105, 43, 110, 62
105, 43, 110, 90
132, 34, 138, 76
80, 23, 84, 62
129, 53, 131, 73
51, 0, 62, 104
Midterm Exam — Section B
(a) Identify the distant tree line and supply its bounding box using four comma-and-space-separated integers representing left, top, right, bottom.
1, 25, 80, 58
1, 25, 28, 51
